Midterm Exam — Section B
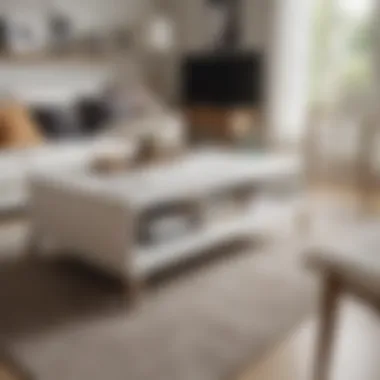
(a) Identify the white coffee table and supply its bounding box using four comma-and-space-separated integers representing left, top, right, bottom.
28, 149, 301, 295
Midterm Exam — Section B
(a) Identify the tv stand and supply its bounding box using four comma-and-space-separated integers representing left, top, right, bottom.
185, 106, 261, 145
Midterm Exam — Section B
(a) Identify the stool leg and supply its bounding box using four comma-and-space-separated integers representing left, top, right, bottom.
313, 275, 341, 380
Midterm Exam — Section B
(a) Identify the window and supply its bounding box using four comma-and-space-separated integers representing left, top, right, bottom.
310, 0, 375, 105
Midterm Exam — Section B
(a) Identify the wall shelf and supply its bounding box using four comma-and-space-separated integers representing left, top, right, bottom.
0, 52, 129, 65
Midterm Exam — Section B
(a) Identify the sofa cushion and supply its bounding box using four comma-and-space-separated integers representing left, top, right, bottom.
75, 97, 113, 134
31, 106, 82, 139
0, 101, 44, 148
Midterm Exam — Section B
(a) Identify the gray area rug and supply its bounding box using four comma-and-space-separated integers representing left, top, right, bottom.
0, 223, 316, 380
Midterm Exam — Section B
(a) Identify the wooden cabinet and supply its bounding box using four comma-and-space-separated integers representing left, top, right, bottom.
184, 106, 261, 145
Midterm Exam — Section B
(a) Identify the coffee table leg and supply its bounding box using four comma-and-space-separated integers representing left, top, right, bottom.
313, 274, 341, 380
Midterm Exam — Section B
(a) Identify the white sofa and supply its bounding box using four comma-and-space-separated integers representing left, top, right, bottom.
0, 139, 126, 213
0, 113, 186, 214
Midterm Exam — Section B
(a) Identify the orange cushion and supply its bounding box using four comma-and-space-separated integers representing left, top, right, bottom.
0, 102, 44, 148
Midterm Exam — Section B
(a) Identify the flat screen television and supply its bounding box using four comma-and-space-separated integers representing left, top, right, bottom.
182, 52, 263, 107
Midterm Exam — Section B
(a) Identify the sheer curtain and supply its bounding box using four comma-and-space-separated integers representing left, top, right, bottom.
267, 0, 316, 147
267, 0, 376, 147
320, 0, 376, 110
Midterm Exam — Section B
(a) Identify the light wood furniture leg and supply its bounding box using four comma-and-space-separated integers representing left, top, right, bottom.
314, 274, 341, 380
355, 115, 377, 217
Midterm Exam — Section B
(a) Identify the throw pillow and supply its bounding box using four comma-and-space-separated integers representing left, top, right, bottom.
0, 101, 44, 148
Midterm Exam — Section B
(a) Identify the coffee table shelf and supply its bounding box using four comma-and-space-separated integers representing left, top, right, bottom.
134, 209, 263, 277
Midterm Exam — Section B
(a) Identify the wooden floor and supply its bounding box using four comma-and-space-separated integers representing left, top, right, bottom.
237, 298, 380, 380
2, 187, 380, 380
236, 185, 380, 380
6, 309, 377, 380
0, 367, 16, 380
0, 360, 24, 380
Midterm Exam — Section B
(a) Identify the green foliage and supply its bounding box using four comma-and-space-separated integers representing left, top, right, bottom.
348, 20, 373, 55
309, 0, 373, 103
309, 0, 334, 103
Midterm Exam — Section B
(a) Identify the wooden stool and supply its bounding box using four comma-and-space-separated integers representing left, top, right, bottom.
307, 240, 380, 380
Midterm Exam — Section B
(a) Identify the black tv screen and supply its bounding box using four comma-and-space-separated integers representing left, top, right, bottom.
182, 52, 263, 106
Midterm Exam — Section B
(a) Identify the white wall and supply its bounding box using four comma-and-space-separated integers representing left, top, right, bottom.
0, 0, 145, 105
172, 0, 209, 53
160, 0, 276, 105
241, 0, 276, 52
172, 0, 274, 53
2, 0, 138, 35
0, 63, 112, 105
